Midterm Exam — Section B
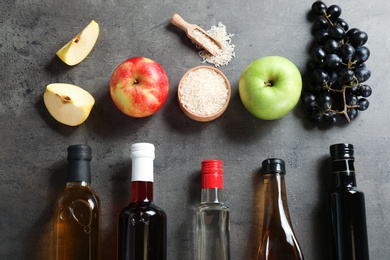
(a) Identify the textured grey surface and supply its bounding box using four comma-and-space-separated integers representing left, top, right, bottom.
1, 0, 389, 259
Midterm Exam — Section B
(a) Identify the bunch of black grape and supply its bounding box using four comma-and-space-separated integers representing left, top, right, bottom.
302, 1, 372, 124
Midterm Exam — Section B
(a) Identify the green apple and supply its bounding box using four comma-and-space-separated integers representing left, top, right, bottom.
239, 56, 302, 120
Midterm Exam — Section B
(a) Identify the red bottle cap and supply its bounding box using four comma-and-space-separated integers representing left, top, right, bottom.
201, 160, 223, 189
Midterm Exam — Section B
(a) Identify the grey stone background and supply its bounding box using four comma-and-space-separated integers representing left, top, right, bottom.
1, 0, 389, 259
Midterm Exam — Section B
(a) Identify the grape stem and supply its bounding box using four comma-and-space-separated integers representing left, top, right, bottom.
341, 86, 351, 123
322, 11, 335, 26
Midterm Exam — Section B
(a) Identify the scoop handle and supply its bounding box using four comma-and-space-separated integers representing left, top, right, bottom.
171, 14, 192, 34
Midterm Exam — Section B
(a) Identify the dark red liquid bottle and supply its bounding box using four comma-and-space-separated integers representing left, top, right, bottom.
118, 143, 167, 260
328, 143, 369, 260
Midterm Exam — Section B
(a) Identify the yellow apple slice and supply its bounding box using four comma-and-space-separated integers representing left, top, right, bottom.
43, 83, 95, 126
56, 20, 99, 66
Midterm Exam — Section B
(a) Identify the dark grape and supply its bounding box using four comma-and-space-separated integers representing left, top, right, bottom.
349, 31, 368, 47
338, 68, 355, 83
311, 1, 327, 15
357, 98, 369, 111
345, 28, 360, 40
313, 69, 330, 84
328, 25, 345, 40
359, 85, 372, 97
324, 111, 338, 124
302, 92, 317, 108
354, 67, 371, 82
353, 46, 370, 63
350, 84, 361, 94
327, 5, 342, 20
334, 18, 349, 31
314, 29, 330, 44
347, 108, 358, 120
346, 93, 358, 106
313, 16, 330, 33
317, 91, 333, 109
311, 46, 327, 63
309, 110, 324, 122
326, 54, 342, 68
324, 39, 340, 53
339, 44, 355, 61
328, 70, 338, 85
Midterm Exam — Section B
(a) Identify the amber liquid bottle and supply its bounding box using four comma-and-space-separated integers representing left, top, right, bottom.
53, 144, 101, 260
328, 143, 369, 260
118, 143, 167, 260
196, 160, 230, 260
257, 158, 304, 260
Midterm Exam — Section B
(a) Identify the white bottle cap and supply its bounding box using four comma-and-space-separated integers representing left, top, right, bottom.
131, 143, 155, 182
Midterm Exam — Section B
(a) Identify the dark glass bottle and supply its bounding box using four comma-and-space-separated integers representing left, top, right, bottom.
53, 144, 101, 260
196, 160, 230, 260
328, 143, 369, 260
257, 158, 304, 260
118, 143, 167, 260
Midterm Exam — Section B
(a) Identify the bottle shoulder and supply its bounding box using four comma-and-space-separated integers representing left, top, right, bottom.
330, 187, 365, 195
196, 203, 229, 212
121, 202, 167, 216
56, 186, 100, 204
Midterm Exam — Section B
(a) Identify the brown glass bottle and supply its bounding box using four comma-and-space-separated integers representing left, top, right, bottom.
53, 144, 101, 260
328, 143, 369, 260
257, 158, 304, 260
118, 143, 167, 260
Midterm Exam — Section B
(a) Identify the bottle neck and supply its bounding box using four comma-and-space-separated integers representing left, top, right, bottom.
130, 181, 153, 203
200, 188, 224, 204
331, 158, 357, 189
67, 159, 91, 183
263, 172, 291, 222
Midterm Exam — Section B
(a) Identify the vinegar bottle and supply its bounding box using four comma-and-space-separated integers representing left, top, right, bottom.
328, 143, 369, 260
257, 158, 304, 260
118, 143, 167, 260
196, 160, 230, 260
53, 144, 101, 260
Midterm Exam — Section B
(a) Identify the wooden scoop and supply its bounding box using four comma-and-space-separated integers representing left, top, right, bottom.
171, 14, 222, 56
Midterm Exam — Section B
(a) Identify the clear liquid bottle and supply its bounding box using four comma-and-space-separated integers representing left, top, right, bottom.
196, 160, 230, 260
257, 158, 304, 260
118, 143, 167, 260
53, 144, 101, 260
328, 143, 369, 260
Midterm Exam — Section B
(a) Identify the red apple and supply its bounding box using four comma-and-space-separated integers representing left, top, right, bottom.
110, 56, 169, 117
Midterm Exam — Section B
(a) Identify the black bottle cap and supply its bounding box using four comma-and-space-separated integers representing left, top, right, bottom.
67, 144, 92, 161
330, 143, 354, 160
262, 158, 286, 174
67, 145, 92, 182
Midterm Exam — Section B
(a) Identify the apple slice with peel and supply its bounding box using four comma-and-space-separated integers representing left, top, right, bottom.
44, 83, 95, 126
56, 20, 99, 66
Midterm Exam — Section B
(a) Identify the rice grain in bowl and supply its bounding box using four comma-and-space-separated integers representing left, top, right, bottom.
178, 66, 231, 122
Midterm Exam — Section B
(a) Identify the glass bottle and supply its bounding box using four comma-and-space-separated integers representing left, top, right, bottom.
53, 144, 101, 260
257, 158, 304, 260
118, 143, 167, 260
196, 160, 230, 260
328, 143, 369, 260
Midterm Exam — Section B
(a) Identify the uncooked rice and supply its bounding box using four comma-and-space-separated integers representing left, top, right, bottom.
179, 68, 228, 116
196, 22, 235, 67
